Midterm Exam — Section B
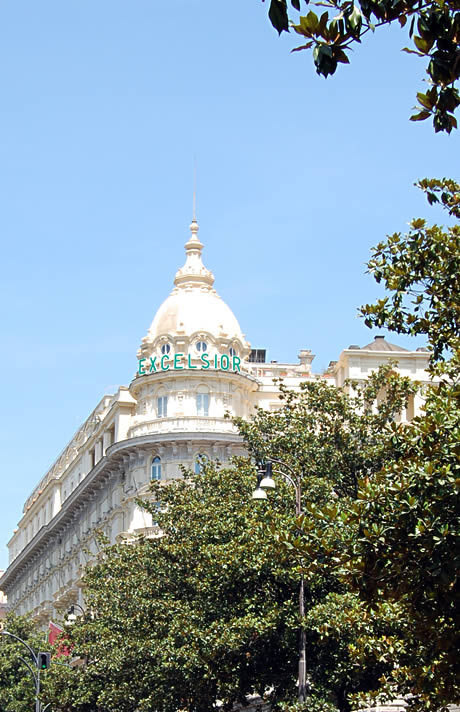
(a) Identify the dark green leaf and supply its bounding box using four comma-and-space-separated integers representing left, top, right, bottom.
269, 0, 289, 34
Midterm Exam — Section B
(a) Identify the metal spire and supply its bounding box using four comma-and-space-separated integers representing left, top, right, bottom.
192, 158, 197, 222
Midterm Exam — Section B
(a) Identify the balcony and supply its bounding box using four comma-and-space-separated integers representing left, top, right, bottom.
127, 416, 237, 440
53, 585, 79, 611
33, 599, 54, 624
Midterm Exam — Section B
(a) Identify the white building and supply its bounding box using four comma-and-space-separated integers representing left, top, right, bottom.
0, 218, 431, 623
0, 574, 7, 623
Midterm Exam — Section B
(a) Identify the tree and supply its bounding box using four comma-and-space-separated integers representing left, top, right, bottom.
290, 179, 460, 710
263, 0, 460, 132
235, 367, 420, 710
361, 178, 460, 362
46, 366, 417, 712
46, 460, 301, 712
343, 377, 459, 710
0, 613, 50, 712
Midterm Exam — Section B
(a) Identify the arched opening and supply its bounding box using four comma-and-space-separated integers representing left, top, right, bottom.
151, 456, 162, 481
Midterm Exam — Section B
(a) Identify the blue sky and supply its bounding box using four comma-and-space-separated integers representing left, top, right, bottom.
0, 0, 458, 569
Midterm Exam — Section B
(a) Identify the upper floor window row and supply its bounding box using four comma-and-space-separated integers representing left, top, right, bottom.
157, 341, 238, 360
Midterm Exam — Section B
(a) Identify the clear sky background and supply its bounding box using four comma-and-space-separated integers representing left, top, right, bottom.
0, 0, 458, 569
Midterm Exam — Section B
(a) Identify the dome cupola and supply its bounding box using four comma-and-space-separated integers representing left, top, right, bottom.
137, 219, 251, 365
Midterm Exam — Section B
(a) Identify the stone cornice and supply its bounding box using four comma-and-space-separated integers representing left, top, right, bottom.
0, 453, 116, 592
0, 430, 243, 593
129, 367, 259, 398
106, 431, 243, 459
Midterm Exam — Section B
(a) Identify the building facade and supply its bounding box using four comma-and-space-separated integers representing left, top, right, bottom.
0, 219, 432, 622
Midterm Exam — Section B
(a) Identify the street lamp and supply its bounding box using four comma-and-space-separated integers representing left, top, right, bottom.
252, 463, 269, 500
66, 603, 89, 668
67, 603, 86, 623
252, 459, 308, 703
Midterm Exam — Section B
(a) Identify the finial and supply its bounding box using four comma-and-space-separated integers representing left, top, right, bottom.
174, 185, 214, 289
190, 218, 200, 240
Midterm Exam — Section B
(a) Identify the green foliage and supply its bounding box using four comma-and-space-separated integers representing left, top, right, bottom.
0, 613, 49, 712
342, 378, 460, 709
46, 367, 416, 712
361, 178, 460, 363
46, 461, 301, 712
287, 177, 460, 709
263, 0, 460, 132
235, 366, 418, 710
235, 364, 418, 499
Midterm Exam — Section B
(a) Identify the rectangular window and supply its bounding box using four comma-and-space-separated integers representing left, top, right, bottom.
196, 393, 209, 416
249, 349, 266, 363
157, 396, 168, 418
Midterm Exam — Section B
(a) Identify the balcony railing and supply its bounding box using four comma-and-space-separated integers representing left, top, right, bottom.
127, 416, 237, 439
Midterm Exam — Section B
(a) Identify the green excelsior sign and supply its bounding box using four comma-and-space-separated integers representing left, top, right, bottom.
138, 352, 241, 375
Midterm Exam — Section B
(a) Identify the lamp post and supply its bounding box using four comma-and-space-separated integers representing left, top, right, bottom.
252, 459, 308, 703
66, 603, 89, 668
0, 630, 45, 712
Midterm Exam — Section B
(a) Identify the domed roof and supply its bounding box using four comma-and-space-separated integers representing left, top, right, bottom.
143, 220, 248, 347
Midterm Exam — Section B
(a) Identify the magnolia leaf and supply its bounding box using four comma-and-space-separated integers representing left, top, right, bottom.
292, 22, 311, 35
416, 91, 435, 110
410, 110, 431, 121
269, 0, 289, 34
301, 10, 319, 32
317, 11, 329, 36
335, 47, 350, 63
413, 35, 434, 53
291, 41, 314, 51
402, 46, 424, 56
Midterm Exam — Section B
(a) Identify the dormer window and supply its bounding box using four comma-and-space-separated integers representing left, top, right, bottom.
196, 341, 207, 353
229, 347, 236, 358
161, 343, 171, 355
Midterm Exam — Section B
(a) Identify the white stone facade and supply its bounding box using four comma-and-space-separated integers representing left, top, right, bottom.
0, 219, 432, 623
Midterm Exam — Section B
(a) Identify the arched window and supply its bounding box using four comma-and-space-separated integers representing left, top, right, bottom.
196, 340, 207, 353
151, 456, 162, 481
194, 454, 209, 475
161, 343, 171, 355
